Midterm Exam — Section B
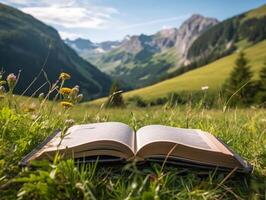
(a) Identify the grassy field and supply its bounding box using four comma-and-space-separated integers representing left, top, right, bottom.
0, 53, 265, 199
244, 4, 266, 21
124, 40, 266, 100
92, 40, 266, 104
0, 93, 265, 199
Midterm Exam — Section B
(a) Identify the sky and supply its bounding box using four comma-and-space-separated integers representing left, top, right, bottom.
1, 0, 266, 42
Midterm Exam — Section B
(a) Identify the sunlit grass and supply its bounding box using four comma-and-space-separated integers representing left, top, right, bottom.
243, 4, 266, 21
1, 96, 265, 199
91, 40, 266, 105
0, 69, 265, 199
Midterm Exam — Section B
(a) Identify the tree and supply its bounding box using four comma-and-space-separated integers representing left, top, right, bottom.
223, 52, 254, 105
105, 81, 124, 108
255, 61, 266, 106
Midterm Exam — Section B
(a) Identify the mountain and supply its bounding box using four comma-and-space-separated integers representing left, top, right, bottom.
89, 14, 218, 89
92, 39, 266, 104
187, 4, 266, 64
90, 3, 266, 103
95, 4, 266, 90
174, 14, 219, 64
0, 3, 112, 99
65, 38, 122, 65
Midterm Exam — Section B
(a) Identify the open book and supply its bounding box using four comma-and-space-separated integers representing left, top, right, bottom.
21, 122, 252, 173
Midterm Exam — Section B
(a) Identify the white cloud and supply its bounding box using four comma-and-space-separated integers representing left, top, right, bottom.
2, 0, 69, 7
3, 0, 118, 29
59, 31, 81, 40
1, 0, 30, 6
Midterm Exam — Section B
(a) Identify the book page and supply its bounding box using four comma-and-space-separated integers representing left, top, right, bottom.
136, 125, 228, 153
135, 125, 240, 169
42, 122, 135, 153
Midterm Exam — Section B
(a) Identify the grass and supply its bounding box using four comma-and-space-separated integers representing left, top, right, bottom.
243, 4, 266, 21
0, 53, 265, 199
0, 94, 265, 199
1, 4, 266, 199
92, 39, 266, 104
122, 40, 266, 100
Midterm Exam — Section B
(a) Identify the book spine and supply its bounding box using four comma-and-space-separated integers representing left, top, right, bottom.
19, 130, 60, 167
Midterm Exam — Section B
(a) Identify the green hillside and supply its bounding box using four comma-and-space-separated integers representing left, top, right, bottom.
92, 39, 266, 104
92, 3, 266, 91
95, 37, 181, 89
244, 4, 266, 20
93, 16, 218, 89
0, 3, 111, 99
187, 4, 266, 63
124, 40, 266, 100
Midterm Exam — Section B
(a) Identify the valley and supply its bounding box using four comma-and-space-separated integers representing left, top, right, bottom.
91, 39, 266, 103
67, 4, 266, 94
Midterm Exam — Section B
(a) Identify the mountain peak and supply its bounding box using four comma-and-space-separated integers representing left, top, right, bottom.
181, 14, 219, 28
189, 13, 206, 20
157, 27, 178, 37
174, 14, 219, 60
123, 35, 131, 41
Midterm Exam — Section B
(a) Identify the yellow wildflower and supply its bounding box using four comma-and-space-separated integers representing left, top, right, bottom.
60, 101, 73, 108
59, 87, 72, 95
0, 80, 6, 85
59, 72, 71, 81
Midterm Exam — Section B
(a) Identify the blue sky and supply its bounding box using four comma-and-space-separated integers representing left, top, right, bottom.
1, 0, 266, 42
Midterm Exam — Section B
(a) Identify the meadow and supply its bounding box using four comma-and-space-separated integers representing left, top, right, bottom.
0, 92, 265, 199
0, 2, 266, 200
93, 39, 266, 105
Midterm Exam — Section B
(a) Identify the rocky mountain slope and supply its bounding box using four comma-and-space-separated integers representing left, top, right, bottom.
65, 38, 122, 65
92, 39, 266, 104
90, 3, 266, 102
67, 14, 218, 89
187, 4, 266, 64
66, 3, 266, 93
0, 3, 112, 99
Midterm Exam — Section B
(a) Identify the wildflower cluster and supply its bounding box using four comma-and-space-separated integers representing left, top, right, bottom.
59, 87, 72, 96
7, 73, 17, 92
0, 72, 18, 98
58, 72, 83, 109
59, 72, 71, 81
